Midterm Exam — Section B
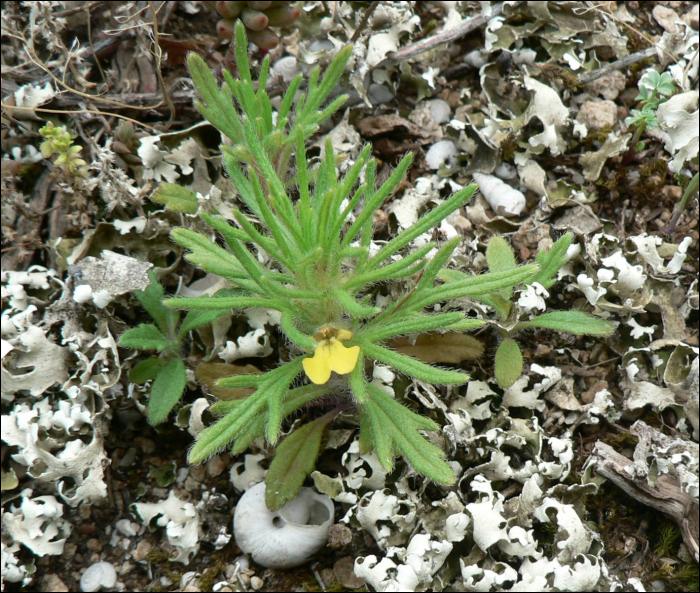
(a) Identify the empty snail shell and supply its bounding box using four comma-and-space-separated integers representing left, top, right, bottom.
233, 482, 334, 569
79, 562, 117, 592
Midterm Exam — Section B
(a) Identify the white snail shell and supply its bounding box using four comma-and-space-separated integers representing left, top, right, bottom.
271, 56, 300, 83
79, 562, 117, 593
425, 140, 457, 170
233, 482, 334, 569
428, 99, 451, 125
472, 172, 526, 217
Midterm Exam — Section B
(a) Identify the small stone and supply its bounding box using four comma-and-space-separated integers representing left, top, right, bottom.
662, 185, 683, 201
327, 523, 353, 549
250, 576, 264, 590
534, 344, 551, 357
41, 574, 70, 593
582, 381, 609, 405
320, 567, 337, 587
86, 538, 102, 553
450, 214, 472, 234
206, 455, 226, 477
585, 70, 626, 100
333, 556, 366, 589
687, 3, 699, 30
372, 209, 389, 233
653, 5, 681, 33
239, 573, 251, 587
577, 100, 617, 131
132, 540, 153, 562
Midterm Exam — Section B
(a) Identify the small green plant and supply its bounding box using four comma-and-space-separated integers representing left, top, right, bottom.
38, 121, 89, 178
625, 69, 677, 153
623, 68, 698, 234
118, 271, 226, 425
439, 233, 614, 388
153, 22, 542, 510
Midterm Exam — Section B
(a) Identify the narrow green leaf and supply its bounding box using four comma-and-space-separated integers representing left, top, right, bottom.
151, 183, 199, 214
280, 312, 316, 350
278, 74, 303, 127
296, 45, 352, 124
129, 358, 168, 384
520, 310, 614, 336
176, 309, 227, 342
230, 209, 292, 269
241, 116, 303, 244
349, 358, 368, 403
486, 236, 517, 274
444, 318, 487, 332
361, 396, 395, 472
171, 227, 249, 281
332, 289, 381, 318
265, 358, 306, 445
342, 153, 413, 248
259, 276, 321, 300
412, 264, 539, 311
164, 296, 286, 311
119, 324, 171, 352
416, 237, 462, 292
189, 361, 304, 464
148, 358, 187, 425
368, 183, 478, 269
265, 409, 339, 511
361, 312, 465, 342
359, 341, 469, 385
230, 384, 329, 455
494, 338, 523, 389
135, 271, 180, 338
343, 243, 435, 290
187, 52, 242, 142
529, 232, 573, 289
323, 144, 373, 251
486, 235, 517, 300
363, 384, 455, 484
216, 373, 264, 389
221, 150, 263, 219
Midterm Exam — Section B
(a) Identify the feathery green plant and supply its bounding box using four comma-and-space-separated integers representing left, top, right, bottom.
156, 22, 540, 510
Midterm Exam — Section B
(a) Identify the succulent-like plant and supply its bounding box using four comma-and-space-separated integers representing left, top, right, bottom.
215, 1, 301, 49
154, 23, 543, 510
38, 121, 88, 178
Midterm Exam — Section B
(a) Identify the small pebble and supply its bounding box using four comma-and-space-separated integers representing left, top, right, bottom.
577, 100, 617, 131
132, 540, 152, 562
206, 455, 226, 477
250, 575, 264, 590
334, 556, 366, 589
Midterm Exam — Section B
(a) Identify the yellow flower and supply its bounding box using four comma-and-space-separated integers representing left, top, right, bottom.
302, 327, 360, 385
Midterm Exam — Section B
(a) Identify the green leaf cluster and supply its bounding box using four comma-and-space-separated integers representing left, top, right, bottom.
441, 233, 613, 388
625, 69, 677, 149
148, 23, 554, 510
118, 271, 226, 425
38, 121, 88, 179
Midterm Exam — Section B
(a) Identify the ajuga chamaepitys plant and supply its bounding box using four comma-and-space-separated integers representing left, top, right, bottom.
439, 234, 614, 389
159, 22, 541, 510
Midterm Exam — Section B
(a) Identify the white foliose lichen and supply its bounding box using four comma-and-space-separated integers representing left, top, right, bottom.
132, 491, 200, 564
